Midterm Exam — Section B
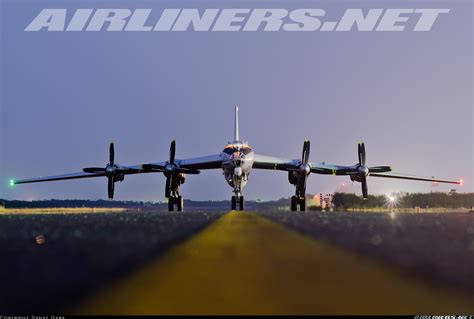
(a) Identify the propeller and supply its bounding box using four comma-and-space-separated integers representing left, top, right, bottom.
106, 143, 116, 199
163, 140, 201, 198
357, 143, 369, 199
296, 140, 311, 197
142, 140, 200, 198
83, 142, 128, 200
109, 142, 115, 167
164, 140, 176, 198
353, 142, 391, 199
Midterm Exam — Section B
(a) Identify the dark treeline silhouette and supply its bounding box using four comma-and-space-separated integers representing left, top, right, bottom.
1, 193, 472, 211
333, 192, 474, 209
0, 198, 291, 211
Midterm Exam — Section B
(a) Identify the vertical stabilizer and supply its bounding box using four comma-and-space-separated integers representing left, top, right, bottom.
234, 106, 240, 141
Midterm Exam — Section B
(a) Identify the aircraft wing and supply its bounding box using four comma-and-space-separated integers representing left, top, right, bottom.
309, 163, 359, 175
251, 154, 299, 171
177, 154, 223, 170
13, 172, 106, 184
369, 173, 462, 184
253, 154, 359, 175
13, 153, 224, 186
142, 154, 223, 171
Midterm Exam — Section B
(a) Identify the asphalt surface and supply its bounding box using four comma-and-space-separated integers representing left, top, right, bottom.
1, 210, 473, 314
261, 211, 474, 295
0, 211, 223, 313
75, 211, 474, 315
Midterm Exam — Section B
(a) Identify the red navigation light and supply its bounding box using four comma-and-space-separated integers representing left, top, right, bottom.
459, 179, 464, 186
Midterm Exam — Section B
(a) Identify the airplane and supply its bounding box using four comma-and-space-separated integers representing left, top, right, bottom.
11, 106, 463, 212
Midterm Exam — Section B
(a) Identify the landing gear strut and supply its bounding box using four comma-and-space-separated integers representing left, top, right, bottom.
168, 195, 184, 212
231, 195, 244, 211
291, 196, 306, 212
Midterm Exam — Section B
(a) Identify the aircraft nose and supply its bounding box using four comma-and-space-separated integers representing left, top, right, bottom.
231, 153, 244, 166
234, 166, 243, 177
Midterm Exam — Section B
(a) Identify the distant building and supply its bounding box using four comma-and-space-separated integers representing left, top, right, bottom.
311, 193, 334, 209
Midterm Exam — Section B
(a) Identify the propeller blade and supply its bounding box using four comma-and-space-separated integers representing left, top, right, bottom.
358, 142, 366, 166
302, 140, 310, 164
165, 176, 171, 198
297, 172, 307, 197
361, 177, 368, 199
358, 143, 361, 165
175, 168, 200, 175
108, 176, 115, 199
369, 166, 392, 173
334, 167, 359, 175
169, 140, 176, 164
115, 167, 141, 174
142, 164, 166, 171
109, 143, 115, 166
83, 167, 106, 173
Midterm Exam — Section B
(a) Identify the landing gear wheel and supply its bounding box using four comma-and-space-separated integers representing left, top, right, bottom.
239, 196, 245, 211
299, 197, 306, 212
291, 196, 298, 211
231, 196, 237, 210
168, 197, 174, 212
176, 196, 184, 212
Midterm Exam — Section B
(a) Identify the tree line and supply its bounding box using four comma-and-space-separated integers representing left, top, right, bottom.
332, 192, 474, 210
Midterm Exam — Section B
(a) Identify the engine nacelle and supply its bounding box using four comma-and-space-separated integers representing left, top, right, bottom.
350, 174, 362, 183
115, 174, 125, 182
178, 173, 186, 184
288, 171, 298, 185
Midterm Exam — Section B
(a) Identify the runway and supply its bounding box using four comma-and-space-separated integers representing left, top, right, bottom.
1, 210, 473, 314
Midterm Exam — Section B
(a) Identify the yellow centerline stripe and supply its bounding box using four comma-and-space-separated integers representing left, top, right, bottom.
75, 211, 474, 315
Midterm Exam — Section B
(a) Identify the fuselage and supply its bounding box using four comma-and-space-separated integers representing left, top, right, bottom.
221, 141, 254, 191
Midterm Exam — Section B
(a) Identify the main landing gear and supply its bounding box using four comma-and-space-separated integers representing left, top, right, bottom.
231, 195, 245, 211
291, 196, 306, 212
168, 195, 184, 212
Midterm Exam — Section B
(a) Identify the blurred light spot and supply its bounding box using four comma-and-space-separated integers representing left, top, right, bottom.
370, 234, 383, 246
35, 235, 45, 245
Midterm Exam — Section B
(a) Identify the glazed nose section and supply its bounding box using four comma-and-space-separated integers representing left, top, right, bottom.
231, 152, 244, 166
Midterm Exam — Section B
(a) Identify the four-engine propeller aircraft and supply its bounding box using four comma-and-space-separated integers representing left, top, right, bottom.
12, 107, 462, 211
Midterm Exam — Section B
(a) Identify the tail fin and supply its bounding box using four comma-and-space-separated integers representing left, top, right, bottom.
234, 106, 239, 141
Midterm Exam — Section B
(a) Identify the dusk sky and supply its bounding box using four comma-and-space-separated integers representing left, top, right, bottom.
1, 0, 472, 201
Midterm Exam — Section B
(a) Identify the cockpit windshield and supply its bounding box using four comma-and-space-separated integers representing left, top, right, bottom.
223, 143, 253, 155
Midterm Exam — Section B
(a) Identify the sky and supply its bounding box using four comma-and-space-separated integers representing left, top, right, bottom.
0, 0, 472, 202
